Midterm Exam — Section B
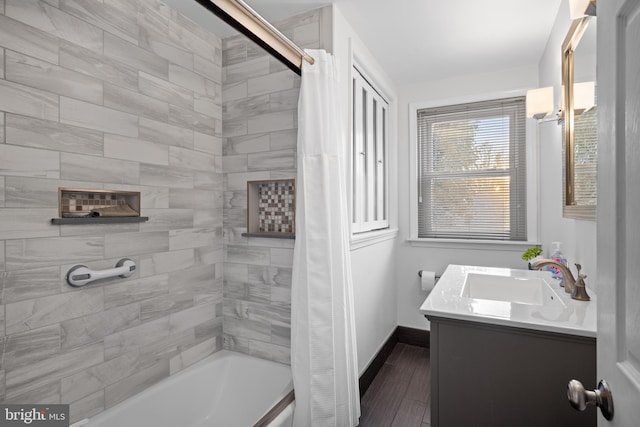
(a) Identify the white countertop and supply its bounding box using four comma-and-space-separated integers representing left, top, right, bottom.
420, 264, 597, 338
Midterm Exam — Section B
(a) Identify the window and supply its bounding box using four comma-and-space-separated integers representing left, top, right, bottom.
416, 97, 527, 241
352, 67, 389, 234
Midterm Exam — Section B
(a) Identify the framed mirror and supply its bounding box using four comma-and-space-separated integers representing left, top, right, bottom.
562, 15, 597, 220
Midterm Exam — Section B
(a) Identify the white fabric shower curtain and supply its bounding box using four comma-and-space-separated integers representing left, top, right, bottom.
291, 49, 361, 427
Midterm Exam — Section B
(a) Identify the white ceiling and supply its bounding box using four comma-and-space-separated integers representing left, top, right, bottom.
165, 0, 563, 86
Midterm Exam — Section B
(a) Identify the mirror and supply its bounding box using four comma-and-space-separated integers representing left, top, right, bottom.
562, 15, 597, 220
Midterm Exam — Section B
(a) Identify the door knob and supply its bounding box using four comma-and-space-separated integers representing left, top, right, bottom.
567, 379, 614, 420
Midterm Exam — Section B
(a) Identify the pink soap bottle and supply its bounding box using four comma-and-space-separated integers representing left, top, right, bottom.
550, 242, 568, 284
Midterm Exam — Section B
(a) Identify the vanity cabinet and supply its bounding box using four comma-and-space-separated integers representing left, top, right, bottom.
427, 316, 596, 427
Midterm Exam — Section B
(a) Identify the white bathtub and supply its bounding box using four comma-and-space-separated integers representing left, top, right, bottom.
78, 350, 294, 427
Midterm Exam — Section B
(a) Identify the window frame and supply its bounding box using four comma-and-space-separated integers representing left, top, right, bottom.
408, 91, 539, 247
351, 65, 390, 235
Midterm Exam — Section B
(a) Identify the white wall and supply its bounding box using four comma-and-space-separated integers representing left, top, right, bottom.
538, 0, 597, 291
394, 0, 599, 332
330, 0, 598, 356
332, 5, 400, 374
350, 238, 398, 372
396, 66, 541, 330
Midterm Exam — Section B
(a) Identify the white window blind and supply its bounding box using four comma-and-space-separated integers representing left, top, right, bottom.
352, 67, 389, 233
416, 97, 527, 241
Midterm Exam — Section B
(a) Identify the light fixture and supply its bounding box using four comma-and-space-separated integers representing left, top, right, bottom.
526, 87, 559, 123
559, 81, 596, 116
569, 0, 596, 20
573, 81, 596, 114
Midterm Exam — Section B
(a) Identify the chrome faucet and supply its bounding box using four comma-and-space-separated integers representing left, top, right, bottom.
531, 259, 591, 301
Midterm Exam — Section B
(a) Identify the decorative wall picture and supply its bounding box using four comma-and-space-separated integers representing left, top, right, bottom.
245, 179, 296, 238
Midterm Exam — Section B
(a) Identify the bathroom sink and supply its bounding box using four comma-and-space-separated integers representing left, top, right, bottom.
420, 265, 596, 338
461, 272, 564, 307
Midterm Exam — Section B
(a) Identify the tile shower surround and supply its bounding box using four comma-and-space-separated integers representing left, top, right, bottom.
0, 0, 224, 422
221, 6, 330, 364
0, 0, 331, 422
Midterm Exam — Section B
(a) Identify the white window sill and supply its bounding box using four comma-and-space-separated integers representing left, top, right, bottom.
406, 238, 541, 251
351, 228, 398, 250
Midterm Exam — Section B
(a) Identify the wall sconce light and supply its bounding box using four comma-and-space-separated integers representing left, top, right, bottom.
573, 81, 596, 115
526, 87, 560, 123
527, 82, 594, 124
569, 0, 596, 20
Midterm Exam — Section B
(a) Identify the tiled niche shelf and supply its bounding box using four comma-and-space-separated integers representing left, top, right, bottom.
242, 179, 296, 239
51, 188, 149, 225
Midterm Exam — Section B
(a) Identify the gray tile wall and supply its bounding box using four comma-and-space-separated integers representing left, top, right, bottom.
0, 0, 223, 422
221, 7, 331, 365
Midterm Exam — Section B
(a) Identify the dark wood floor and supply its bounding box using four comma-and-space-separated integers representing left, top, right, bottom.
360, 343, 431, 427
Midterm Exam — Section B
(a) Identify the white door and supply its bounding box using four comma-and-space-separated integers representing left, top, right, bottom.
596, 0, 640, 424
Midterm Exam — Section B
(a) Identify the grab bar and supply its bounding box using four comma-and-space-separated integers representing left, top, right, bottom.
66, 258, 136, 287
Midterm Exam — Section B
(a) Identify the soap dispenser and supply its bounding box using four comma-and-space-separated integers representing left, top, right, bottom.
550, 242, 568, 285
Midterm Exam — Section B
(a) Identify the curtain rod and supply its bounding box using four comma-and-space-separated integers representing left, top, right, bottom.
194, 0, 315, 75
234, 0, 315, 65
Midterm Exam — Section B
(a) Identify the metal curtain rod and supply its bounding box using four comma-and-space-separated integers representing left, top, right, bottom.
234, 0, 315, 65
194, 0, 314, 75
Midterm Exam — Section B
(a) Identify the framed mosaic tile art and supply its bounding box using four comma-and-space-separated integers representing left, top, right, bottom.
246, 179, 295, 238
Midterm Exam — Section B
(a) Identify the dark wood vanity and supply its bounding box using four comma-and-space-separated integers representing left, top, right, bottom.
427, 315, 596, 427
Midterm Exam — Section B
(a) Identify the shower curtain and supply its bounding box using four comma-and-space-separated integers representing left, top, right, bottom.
291, 49, 361, 427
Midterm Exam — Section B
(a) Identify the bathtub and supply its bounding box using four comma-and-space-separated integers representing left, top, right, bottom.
76, 350, 294, 427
